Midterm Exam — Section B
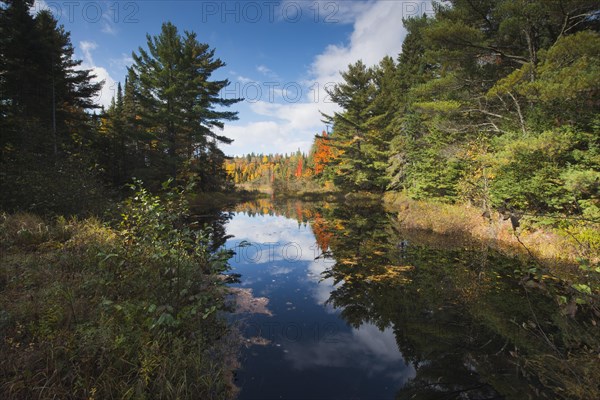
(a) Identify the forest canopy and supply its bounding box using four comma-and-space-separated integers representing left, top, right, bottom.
228, 0, 599, 221
0, 0, 240, 213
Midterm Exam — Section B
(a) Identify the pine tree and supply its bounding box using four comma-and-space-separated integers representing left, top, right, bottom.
127, 22, 241, 189
1, 0, 105, 213
323, 60, 375, 191
324, 59, 396, 191
1, 1, 102, 157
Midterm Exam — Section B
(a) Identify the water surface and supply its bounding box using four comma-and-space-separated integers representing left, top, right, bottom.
220, 199, 598, 399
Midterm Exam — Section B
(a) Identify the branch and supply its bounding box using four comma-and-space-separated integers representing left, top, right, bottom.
464, 108, 511, 120
507, 91, 527, 134
443, 37, 529, 65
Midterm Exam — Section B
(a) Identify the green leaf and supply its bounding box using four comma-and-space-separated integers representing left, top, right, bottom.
572, 283, 592, 295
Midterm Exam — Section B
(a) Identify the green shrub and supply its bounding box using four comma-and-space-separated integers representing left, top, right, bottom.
0, 181, 236, 399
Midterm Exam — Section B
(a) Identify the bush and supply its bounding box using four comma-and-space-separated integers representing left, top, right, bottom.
0, 153, 112, 216
0, 181, 236, 399
486, 128, 599, 214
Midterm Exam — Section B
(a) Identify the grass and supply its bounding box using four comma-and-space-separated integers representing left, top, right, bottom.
383, 192, 599, 263
383, 192, 600, 308
0, 185, 238, 399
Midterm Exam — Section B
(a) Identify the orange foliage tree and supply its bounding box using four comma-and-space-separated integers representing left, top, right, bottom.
312, 131, 335, 175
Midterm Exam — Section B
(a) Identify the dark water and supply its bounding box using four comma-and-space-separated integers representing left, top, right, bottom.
218, 199, 598, 400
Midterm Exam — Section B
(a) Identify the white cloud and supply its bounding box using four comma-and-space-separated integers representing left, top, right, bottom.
256, 64, 279, 80
257, 65, 272, 75
80, 41, 97, 65
311, 1, 418, 84
237, 75, 253, 84
101, 13, 118, 35
223, 1, 431, 156
78, 41, 118, 109
109, 53, 134, 72
222, 120, 312, 156
101, 22, 117, 35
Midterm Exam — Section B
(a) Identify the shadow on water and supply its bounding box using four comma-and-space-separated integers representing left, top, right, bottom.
199, 198, 599, 399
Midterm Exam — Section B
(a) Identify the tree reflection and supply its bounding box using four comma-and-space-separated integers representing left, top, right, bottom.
227, 198, 599, 399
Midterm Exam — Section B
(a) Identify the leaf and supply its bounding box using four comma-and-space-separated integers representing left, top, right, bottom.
155, 312, 176, 327
202, 305, 217, 319
100, 253, 118, 263
572, 283, 592, 296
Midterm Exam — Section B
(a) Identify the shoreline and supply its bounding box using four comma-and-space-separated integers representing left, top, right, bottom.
382, 192, 596, 265
382, 192, 600, 304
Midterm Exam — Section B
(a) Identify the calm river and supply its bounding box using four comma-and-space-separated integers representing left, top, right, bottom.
216, 198, 597, 400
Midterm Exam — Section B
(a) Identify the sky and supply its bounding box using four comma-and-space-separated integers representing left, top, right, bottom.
32, 0, 433, 156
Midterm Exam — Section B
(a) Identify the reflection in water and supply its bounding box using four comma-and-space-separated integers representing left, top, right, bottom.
223, 199, 599, 400
224, 209, 413, 399
283, 324, 414, 381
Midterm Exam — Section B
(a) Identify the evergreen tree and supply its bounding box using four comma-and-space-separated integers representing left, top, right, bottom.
323, 61, 377, 191
0, 1, 102, 157
1, 0, 106, 213
127, 22, 241, 189
324, 58, 398, 192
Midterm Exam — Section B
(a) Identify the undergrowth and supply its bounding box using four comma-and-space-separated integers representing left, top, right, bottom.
0, 180, 236, 399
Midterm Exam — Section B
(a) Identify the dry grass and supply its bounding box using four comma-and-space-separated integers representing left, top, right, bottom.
0, 212, 237, 400
382, 192, 592, 264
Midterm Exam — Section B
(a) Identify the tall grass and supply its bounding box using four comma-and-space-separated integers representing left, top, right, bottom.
383, 192, 600, 308
0, 181, 237, 399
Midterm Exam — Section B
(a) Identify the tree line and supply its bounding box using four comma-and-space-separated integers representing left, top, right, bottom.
224, 134, 336, 185
1, 0, 240, 214
1, 2, 240, 396
306, 0, 599, 218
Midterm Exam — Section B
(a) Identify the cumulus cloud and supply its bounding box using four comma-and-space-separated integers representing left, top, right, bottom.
78, 41, 118, 109
222, 120, 312, 156
312, 1, 409, 83
223, 1, 432, 156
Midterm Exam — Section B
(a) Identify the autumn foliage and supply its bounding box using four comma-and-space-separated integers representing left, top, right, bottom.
312, 131, 336, 175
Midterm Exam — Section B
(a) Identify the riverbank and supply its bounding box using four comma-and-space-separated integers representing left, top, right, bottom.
190, 189, 270, 211
383, 192, 599, 305
0, 185, 238, 399
228, 184, 599, 265
234, 181, 343, 202
383, 192, 599, 262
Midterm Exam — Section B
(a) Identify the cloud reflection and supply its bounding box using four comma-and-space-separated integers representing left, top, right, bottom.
283, 323, 415, 381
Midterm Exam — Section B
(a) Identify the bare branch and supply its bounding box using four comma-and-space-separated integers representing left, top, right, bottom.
507, 91, 527, 134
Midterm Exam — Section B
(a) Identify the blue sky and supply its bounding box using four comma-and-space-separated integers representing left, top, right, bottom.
32, 1, 433, 156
